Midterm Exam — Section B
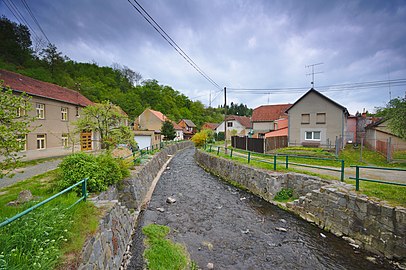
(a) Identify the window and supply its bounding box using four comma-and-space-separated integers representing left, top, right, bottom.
61, 107, 68, 121
227, 122, 233, 127
301, 114, 310, 124
16, 107, 25, 117
17, 134, 27, 151
62, 133, 69, 147
76, 106, 80, 117
316, 113, 326, 124
37, 134, 46, 149
36, 103, 45, 119
305, 131, 321, 141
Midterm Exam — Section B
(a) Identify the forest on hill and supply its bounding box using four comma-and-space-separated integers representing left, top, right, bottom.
0, 16, 252, 128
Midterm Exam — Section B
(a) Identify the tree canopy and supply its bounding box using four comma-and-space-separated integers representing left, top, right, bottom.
161, 120, 176, 141
375, 97, 406, 139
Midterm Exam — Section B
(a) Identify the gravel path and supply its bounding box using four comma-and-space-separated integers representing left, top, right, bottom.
129, 148, 395, 270
0, 159, 61, 189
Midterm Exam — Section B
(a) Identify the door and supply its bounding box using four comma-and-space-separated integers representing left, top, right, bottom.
80, 131, 92, 151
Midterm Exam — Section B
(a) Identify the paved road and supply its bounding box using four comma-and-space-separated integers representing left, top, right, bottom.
129, 148, 394, 270
0, 159, 61, 189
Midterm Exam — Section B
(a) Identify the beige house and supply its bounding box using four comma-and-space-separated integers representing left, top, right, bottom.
134, 108, 183, 148
216, 115, 251, 140
286, 88, 349, 148
1, 69, 96, 160
365, 119, 406, 151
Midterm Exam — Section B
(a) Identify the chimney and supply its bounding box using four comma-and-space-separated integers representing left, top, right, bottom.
362, 108, 366, 118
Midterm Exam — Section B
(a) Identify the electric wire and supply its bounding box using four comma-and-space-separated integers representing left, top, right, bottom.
127, 0, 221, 92
20, 0, 51, 44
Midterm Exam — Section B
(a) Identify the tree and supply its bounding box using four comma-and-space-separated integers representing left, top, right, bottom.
375, 97, 406, 139
40, 43, 65, 79
161, 120, 176, 141
0, 82, 34, 178
75, 101, 135, 150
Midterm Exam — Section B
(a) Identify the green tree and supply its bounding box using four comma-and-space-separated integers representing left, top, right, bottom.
40, 43, 66, 79
0, 82, 34, 178
75, 101, 135, 150
161, 120, 176, 141
376, 97, 406, 139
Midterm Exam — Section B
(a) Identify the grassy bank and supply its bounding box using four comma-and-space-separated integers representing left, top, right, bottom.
0, 169, 100, 269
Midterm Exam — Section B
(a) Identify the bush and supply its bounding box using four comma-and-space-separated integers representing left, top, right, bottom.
191, 131, 207, 147
58, 152, 129, 193
274, 188, 294, 202
215, 132, 225, 141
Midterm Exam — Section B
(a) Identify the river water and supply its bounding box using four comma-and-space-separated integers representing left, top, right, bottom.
128, 147, 396, 269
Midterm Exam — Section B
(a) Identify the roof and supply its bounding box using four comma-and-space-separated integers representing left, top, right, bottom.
149, 109, 167, 122
286, 88, 349, 116
265, 127, 288, 138
252, 104, 291, 122
181, 119, 196, 128
226, 115, 251, 128
202, 122, 219, 130
0, 69, 92, 107
172, 121, 182, 130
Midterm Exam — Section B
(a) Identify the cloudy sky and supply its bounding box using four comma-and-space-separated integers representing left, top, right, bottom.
2, 0, 406, 114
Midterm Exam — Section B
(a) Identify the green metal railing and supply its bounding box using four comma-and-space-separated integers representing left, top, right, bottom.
0, 178, 88, 228
204, 144, 345, 181
349, 165, 406, 191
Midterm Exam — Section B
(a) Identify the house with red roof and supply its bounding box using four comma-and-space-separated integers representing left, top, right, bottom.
202, 122, 219, 131
251, 104, 291, 138
178, 119, 197, 140
215, 115, 251, 140
134, 108, 183, 148
0, 69, 96, 160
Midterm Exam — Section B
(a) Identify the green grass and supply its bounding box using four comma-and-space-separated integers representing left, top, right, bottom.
274, 188, 297, 202
393, 150, 406, 160
0, 169, 100, 269
345, 179, 406, 207
143, 224, 194, 270
274, 146, 336, 158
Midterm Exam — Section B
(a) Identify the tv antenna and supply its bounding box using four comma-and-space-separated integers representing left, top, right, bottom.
306, 62, 324, 88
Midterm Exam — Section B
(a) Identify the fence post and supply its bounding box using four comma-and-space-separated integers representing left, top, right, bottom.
230, 149, 233, 158
387, 137, 392, 162
217, 147, 220, 155
360, 138, 363, 162
335, 136, 339, 157
340, 160, 345, 182
355, 166, 360, 191
248, 152, 251, 163
209, 145, 212, 152
82, 178, 87, 201
273, 155, 277, 171
285, 155, 289, 169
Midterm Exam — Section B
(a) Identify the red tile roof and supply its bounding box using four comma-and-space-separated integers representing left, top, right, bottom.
0, 69, 92, 107
202, 122, 219, 130
252, 104, 291, 122
0, 70, 131, 116
226, 115, 251, 128
149, 109, 167, 122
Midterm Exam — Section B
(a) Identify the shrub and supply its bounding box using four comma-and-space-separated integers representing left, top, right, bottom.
191, 131, 207, 147
58, 152, 129, 193
274, 188, 294, 202
215, 132, 225, 141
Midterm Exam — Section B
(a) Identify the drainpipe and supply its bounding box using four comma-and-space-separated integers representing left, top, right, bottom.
287, 114, 290, 146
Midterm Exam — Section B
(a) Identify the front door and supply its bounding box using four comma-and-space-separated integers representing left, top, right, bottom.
80, 131, 92, 151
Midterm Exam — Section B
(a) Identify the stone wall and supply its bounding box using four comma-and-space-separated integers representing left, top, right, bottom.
79, 141, 193, 269
195, 149, 406, 262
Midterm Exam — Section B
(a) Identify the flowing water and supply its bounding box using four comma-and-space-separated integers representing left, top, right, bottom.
127, 148, 396, 269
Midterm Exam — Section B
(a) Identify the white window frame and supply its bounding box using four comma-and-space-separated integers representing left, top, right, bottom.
17, 134, 27, 151
61, 107, 68, 121
227, 122, 233, 127
36, 103, 45, 119
62, 133, 69, 147
305, 131, 321, 141
37, 134, 46, 149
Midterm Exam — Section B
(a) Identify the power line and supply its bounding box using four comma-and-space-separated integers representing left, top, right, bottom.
127, 0, 221, 91
20, 0, 51, 44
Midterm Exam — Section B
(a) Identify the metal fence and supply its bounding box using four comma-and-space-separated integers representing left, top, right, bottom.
349, 165, 406, 191
205, 144, 345, 181
0, 178, 88, 228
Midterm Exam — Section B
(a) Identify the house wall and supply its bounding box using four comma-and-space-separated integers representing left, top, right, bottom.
288, 91, 346, 147
216, 120, 247, 139
175, 130, 184, 141
346, 117, 357, 143
15, 94, 91, 160
135, 110, 163, 131
252, 121, 274, 132
366, 125, 406, 151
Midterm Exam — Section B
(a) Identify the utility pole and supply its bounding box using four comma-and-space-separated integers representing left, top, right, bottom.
305, 62, 324, 88
209, 89, 212, 107
224, 87, 227, 153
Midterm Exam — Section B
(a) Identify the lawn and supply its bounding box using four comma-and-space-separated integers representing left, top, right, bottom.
0, 169, 100, 269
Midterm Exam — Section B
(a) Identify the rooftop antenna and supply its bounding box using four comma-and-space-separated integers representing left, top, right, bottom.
305, 62, 324, 88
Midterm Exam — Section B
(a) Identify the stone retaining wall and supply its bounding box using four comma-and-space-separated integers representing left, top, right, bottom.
79, 141, 193, 269
195, 150, 406, 262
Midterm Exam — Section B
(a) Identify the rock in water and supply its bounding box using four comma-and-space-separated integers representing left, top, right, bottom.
166, 197, 176, 204
275, 227, 288, 232
207, 262, 214, 269
156, 207, 165, 212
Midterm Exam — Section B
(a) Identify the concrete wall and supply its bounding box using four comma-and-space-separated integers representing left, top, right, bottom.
195, 150, 406, 262
79, 141, 193, 269
288, 91, 346, 147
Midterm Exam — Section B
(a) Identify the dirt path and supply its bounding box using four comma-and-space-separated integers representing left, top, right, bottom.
128, 148, 395, 270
